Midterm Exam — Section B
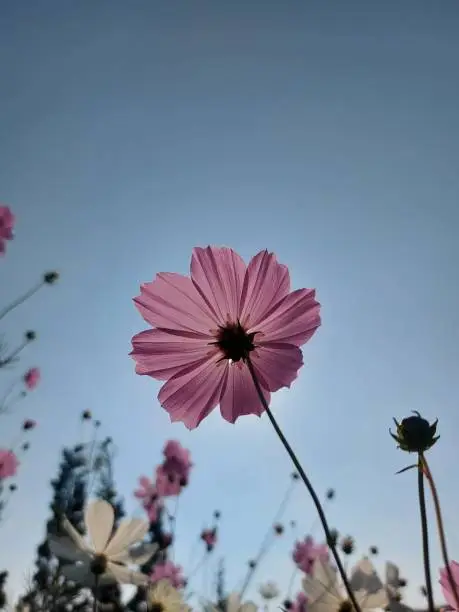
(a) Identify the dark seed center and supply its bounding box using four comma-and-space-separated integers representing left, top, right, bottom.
338, 600, 354, 612
90, 554, 108, 575
215, 322, 256, 362
150, 603, 164, 612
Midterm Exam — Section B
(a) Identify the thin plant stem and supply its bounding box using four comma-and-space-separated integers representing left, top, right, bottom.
418, 455, 435, 612
421, 455, 459, 610
0, 280, 44, 322
170, 495, 180, 562
0, 340, 28, 368
239, 475, 297, 597
246, 358, 362, 612
286, 567, 298, 598
93, 574, 99, 612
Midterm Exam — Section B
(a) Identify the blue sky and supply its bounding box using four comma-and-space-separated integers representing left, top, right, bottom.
1, 0, 459, 608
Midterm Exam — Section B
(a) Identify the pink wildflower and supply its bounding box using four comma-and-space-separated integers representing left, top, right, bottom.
440, 561, 459, 610
0, 206, 15, 255
24, 368, 40, 390
0, 449, 19, 479
292, 536, 329, 575
291, 592, 308, 612
134, 476, 162, 521
149, 561, 186, 589
155, 464, 182, 497
201, 527, 217, 552
131, 247, 320, 429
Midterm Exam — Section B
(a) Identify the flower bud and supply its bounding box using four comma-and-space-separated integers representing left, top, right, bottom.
25, 330, 36, 342
43, 271, 59, 284
341, 535, 355, 555
390, 412, 439, 453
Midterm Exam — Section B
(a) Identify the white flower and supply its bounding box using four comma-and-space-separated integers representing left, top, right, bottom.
385, 563, 400, 598
259, 582, 280, 600
48, 499, 156, 587
147, 580, 187, 612
303, 558, 388, 612
210, 593, 257, 612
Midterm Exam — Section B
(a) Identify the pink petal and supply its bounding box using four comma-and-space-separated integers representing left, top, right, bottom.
134, 272, 216, 335
251, 343, 303, 391
131, 328, 212, 380
219, 362, 270, 423
158, 354, 228, 429
190, 246, 246, 325
254, 288, 321, 346
239, 250, 290, 328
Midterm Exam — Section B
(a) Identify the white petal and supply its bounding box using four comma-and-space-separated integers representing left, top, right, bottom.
226, 592, 242, 612
48, 535, 90, 562
62, 517, 92, 553
107, 561, 149, 586
359, 589, 389, 610
350, 557, 384, 594
304, 561, 342, 602
128, 543, 159, 565
85, 499, 115, 553
241, 603, 257, 612
104, 518, 149, 559
385, 562, 400, 588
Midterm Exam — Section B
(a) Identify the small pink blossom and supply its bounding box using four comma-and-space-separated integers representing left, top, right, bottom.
201, 527, 217, 552
155, 464, 182, 497
292, 536, 329, 575
291, 592, 308, 612
440, 561, 459, 611
24, 368, 40, 390
149, 561, 186, 589
0, 449, 19, 479
131, 247, 320, 429
0, 206, 15, 255
134, 476, 163, 521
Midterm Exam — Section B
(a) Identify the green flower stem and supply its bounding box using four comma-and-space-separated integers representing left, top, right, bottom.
0, 280, 44, 322
246, 357, 362, 612
421, 455, 459, 610
418, 454, 435, 612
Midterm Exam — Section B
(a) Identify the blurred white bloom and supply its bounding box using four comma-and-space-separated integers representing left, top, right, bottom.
303, 558, 388, 612
385, 562, 401, 597
48, 499, 156, 587
210, 593, 257, 612
147, 580, 187, 612
259, 582, 280, 600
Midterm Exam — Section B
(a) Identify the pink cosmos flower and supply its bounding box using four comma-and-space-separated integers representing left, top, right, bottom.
155, 464, 182, 497
291, 592, 308, 612
134, 476, 163, 521
0, 206, 15, 255
24, 368, 40, 390
0, 449, 19, 479
440, 561, 459, 610
163, 440, 192, 475
201, 527, 217, 552
292, 536, 330, 575
149, 561, 186, 589
131, 247, 321, 429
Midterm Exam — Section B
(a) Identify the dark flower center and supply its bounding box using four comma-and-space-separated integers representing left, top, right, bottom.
214, 321, 256, 362
90, 554, 108, 575
150, 603, 164, 612
338, 601, 354, 612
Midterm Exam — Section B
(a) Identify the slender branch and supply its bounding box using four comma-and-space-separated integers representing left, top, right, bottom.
246, 358, 362, 612
421, 455, 459, 609
0, 281, 44, 322
418, 455, 435, 612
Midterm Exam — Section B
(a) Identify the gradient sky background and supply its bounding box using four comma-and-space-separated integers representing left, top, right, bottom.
1, 1, 459, 608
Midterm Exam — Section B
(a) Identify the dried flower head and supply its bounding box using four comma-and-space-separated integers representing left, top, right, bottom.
23, 419, 37, 431
341, 536, 355, 555
248, 560, 256, 569
214, 510, 221, 520
43, 271, 59, 284
390, 411, 439, 454
291, 472, 300, 480
274, 523, 284, 535
369, 546, 378, 556
82, 410, 92, 420
326, 488, 335, 500
25, 330, 36, 342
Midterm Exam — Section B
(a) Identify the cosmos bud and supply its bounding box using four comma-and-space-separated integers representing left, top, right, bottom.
214, 510, 221, 520
25, 330, 36, 342
23, 419, 36, 431
327, 528, 339, 547
369, 546, 378, 555
274, 523, 284, 535
283, 601, 293, 610
341, 535, 355, 555
81, 410, 92, 420
43, 271, 59, 284
248, 560, 256, 569
390, 412, 439, 453
326, 488, 335, 500
291, 472, 299, 480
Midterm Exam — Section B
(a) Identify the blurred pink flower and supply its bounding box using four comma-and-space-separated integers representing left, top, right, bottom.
131, 246, 320, 429
291, 592, 308, 612
0, 449, 19, 478
134, 476, 163, 522
201, 527, 217, 552
0, 205, 15, 255
155, 464, 182, 497
440, 561, 459, 610
292, 536, 329, 575
24, 368, 40, 390
149, 561, 185, 589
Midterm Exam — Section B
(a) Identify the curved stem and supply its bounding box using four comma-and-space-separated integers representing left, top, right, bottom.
0, 281, 43, 322
421, 455, 459, 609
418, 454, 435, 612
246, 358, 361, 612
